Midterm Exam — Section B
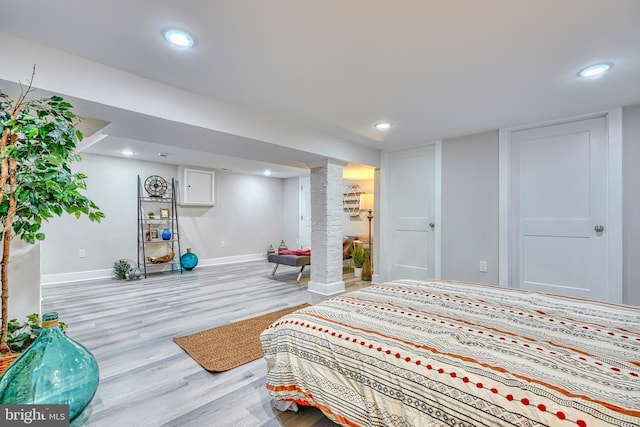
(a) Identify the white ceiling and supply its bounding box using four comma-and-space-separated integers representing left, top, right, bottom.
1, 0, 639, 178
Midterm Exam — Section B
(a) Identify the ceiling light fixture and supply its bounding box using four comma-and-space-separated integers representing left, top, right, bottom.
264, 169, 272, 176
578, 63, 612, 78
374, 121, 393, 131
121, 149, 135, 156
163, 29, 194, 48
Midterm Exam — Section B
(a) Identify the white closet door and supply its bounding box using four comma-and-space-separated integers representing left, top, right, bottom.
510, 117, 609, 300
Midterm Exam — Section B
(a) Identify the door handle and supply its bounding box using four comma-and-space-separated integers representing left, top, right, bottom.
594, 225, 604, 233
429, 223, 435, 230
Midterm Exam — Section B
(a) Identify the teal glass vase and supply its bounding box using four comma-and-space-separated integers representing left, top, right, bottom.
181, 248, 198, 270
0, 312, 99, 423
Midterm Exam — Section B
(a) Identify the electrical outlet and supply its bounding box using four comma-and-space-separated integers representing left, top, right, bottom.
221, 240, 225, 247
479, 261, 487, 272
78, 249, 86, 258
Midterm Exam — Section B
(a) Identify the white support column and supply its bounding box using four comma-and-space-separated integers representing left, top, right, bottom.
307, 159, 346, 295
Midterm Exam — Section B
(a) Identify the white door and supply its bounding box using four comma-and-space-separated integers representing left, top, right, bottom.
388, 145, 436, 280
510, 117, 608, 300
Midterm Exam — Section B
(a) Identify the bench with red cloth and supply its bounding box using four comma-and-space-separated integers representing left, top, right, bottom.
267, 249, 311, 282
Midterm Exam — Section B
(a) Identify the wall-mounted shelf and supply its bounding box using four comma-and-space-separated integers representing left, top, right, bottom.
343, 184, 363, 217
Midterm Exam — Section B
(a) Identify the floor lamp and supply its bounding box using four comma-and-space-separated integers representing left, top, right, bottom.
360, 194, 374, 278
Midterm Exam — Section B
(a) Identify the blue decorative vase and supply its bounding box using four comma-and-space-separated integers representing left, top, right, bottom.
161, 228, 172, 240
0, 312, 99, 423
181, 248, 198, 270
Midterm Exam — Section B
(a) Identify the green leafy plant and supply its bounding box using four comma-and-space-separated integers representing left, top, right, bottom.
0, 68, 105, 354
7, 313, 67, 353
352, 246, 365, 268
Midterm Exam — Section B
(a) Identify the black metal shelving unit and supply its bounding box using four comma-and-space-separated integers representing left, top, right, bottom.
137, 175, 182, 278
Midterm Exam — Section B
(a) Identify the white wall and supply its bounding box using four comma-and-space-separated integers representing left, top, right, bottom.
623, 104, 640, 306
441, 131, 499, 285
282, 177, 301, 249
6, 240, 41, 321
40, 154, 290, 282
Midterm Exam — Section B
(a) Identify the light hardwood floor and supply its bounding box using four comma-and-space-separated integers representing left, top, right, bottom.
41, 260, 370, 427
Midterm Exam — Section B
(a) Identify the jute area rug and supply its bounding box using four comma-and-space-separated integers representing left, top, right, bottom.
173, 303, 310, 372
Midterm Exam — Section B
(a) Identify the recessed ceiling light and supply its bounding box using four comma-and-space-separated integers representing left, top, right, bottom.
264, 169, 272, 176
578, 63, 612, 78
121, 149, 135, 156
163, 29, 194, 48
374, 121, 393, 131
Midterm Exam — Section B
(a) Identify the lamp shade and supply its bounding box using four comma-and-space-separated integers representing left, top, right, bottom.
360, 194, 374, 211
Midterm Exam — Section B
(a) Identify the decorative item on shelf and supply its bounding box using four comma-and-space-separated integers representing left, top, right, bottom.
162, 228, 172, 240
267, 244, 276, 256
144, 175, 168, 198
147, 252, 175, 264
150, 229, 159, 240
0, 312, 99, 424
278, 240, 288, 252
159, 208, 170, 219
181, 248, 198, 270
147, 212, 155, 219
352, 245, 365, 278
362, 247, 372, 281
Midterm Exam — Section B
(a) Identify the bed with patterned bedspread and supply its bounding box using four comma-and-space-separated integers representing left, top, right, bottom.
260, 280, 640, 427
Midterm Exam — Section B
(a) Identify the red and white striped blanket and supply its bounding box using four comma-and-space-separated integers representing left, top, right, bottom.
260, 280, 640, 427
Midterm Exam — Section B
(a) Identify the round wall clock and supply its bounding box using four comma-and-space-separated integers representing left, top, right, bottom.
144, 175, 168, 197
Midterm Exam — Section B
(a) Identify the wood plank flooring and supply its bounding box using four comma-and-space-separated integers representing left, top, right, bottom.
41, 260, 370, 427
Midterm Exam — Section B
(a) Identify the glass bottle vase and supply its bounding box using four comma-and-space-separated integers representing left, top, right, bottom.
0, 312, 99, 423
181, 247, 199, 270
362, 247, 372, 281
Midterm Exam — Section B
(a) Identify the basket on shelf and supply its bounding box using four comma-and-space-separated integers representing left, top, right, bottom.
0, 353, 20, 376
146, 252, 175, 264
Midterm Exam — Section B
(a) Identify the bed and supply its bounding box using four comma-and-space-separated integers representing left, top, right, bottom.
260, 280, 640, 426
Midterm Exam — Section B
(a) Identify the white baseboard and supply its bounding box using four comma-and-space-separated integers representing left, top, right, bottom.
41, 268, 113, 285
197, 253, 266, 267
308, 280, 346, 295
41, 253, 268, 285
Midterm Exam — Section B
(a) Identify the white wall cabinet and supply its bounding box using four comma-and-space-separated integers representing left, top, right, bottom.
181, 168, 215, 206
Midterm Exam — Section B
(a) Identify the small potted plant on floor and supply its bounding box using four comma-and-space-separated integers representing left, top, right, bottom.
352, 246, 365, 277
